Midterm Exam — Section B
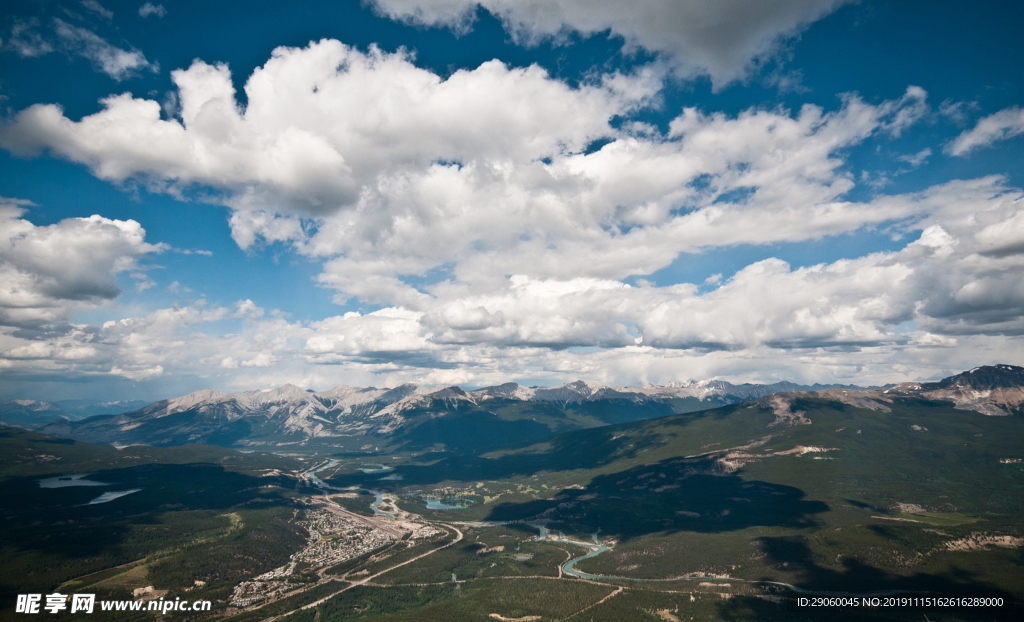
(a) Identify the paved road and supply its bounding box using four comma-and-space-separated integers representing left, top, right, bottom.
264, 523, 464, 622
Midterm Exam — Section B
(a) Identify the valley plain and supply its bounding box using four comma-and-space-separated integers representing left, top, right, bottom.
1, 366, 1023, 621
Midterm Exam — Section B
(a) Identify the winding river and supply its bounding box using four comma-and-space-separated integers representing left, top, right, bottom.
528, 526, 611, 579
305, 460, 341, 490
367, 490, 396, 518
559, 533, 609, 579
304, 461, 397, 518
532, 525, 915, 597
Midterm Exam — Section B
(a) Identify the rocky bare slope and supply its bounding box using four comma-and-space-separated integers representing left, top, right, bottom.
40, 377, 858, 447
39, 365, 1023, 447
761, 365, 1024, 420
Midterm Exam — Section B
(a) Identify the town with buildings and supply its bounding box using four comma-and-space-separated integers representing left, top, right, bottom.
229, 507, 395, 607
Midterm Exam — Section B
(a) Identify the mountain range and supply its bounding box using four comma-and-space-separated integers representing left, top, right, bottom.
32, 365, 1023, 450
0, 398, 151, 430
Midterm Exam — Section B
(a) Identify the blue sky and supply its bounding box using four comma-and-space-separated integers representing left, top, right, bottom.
1, 0, 1024, 401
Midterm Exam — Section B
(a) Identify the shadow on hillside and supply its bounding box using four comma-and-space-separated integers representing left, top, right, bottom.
711, 536, 1024, 620
760, 535, 1022, 594
483, 456, 828, 540
322, 406, 831, 540
327, 421, 675, 489
0, 463, 293, 559
389, 399, 685, 454
391, 409, 554, 454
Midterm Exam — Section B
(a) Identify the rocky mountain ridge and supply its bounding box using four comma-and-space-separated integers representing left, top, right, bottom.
761, 365, 1024, 419
37, 365, 1023, 447
38, 376, 858, 446
904, 364, 1024, 416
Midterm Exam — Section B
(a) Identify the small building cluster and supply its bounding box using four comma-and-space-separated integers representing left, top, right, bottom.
230, 509, 394, 607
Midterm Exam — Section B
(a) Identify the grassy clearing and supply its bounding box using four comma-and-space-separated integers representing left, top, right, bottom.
896, 511, 983, 526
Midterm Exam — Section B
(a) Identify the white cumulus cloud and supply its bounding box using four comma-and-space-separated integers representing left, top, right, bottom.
81, 0, 114, 20
369, 0, 851, 86
0, 200, 165, 327
947, 106, 1024, 156
0, 41, 936, 308
1, 40, 1022, 391
5, 19, 55, 57
138, 3, 167, 18
53, 19, 156, 80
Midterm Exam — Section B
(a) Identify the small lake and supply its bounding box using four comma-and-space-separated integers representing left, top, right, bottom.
424, 497, 472, 510
38, 474, 109, 488
359, 464, 394, 474
82, 489, 142, 505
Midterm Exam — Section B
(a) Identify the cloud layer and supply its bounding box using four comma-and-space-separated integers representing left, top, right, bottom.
0, 202, 164, 327
1, 38, 1022, 392
2, 174, 1022, 391
369, 0, 850, 86
0, 41, 934, 305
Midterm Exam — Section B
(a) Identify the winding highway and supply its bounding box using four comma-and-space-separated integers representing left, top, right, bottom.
263, 522, 464, 622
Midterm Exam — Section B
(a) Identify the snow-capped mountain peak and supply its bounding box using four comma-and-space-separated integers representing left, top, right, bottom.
162, 388, 230, 415
471, 382, 537, 401
37, 374, 894, 447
